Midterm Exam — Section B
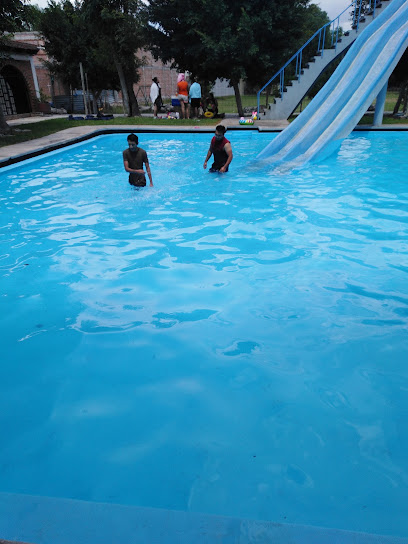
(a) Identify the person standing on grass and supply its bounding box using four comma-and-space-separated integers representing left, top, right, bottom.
189, 77, 202, 119
203, 125, 233, 173
150, 77, 162, 119
177, 73, 189, 119
123, 133, 153, 188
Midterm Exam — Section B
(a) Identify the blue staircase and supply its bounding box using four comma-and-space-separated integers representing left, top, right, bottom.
257, 0, 392, 120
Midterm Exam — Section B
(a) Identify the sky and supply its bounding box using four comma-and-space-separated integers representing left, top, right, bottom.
317, 0, 351, 21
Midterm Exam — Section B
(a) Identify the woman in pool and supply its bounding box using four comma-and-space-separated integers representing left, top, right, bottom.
203, 125, 233, 173
176, 73, 189, 119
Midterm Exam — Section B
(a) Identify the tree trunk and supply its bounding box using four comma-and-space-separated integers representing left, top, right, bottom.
92, 90, 101, 114
232, 80, 244, 117
0, 109, 12, 135
402, 83, 408, 116
114, 57, 130, 116
126, 75, 140, 117
393, 79, 408, 114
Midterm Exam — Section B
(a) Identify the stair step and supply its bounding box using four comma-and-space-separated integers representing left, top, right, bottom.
259, 0, 390, 121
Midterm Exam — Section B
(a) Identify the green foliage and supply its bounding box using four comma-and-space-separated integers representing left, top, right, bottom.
146, 0, 329, 89
39, 1, 84, 88
1, 0, 44, 72
21, 4, 44, 30
39, 0, 121, 94
82, 0, 145, 77
0, 0, 27, 34
80, 0, 146, 114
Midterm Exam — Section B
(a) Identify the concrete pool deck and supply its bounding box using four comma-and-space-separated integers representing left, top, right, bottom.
1, 115, 408, 168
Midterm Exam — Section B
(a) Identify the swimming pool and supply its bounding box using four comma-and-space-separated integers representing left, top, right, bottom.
1, 131, 408, 538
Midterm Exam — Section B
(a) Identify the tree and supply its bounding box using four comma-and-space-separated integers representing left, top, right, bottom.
40, 0, 120, 111
390, 49, 408, 117
82, 0, 145, 116
0, 0, 27, 34
40, 1, 86, 91
21, 3, 43, 30
146, 0, 321, 116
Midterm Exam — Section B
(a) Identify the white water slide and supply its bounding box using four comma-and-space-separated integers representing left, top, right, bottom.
256, 0, 408, 169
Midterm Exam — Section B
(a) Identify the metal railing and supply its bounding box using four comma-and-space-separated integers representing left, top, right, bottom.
256, 0, 383, 117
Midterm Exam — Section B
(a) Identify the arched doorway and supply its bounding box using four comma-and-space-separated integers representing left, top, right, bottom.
0, 65, 32, 116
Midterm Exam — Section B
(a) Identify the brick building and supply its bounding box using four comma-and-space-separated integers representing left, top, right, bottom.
4, 33, 222, 115
1, 32, 69, 118
0, 40, 40, 117
12, 31, 68, 102
7, 34, 180, 113
134, 50, 181, 105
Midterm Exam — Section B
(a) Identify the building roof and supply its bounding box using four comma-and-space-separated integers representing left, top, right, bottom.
2, 37, 39, 55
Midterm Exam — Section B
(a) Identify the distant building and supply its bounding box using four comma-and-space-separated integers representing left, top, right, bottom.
134, 50, 180, 104
2, 32, 233, 118
11, 31, 68, 102
0, 32, 68, 118
0, 39, 40, 117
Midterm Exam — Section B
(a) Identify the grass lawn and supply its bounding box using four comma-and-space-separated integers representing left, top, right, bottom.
358, 114, 408, 125
0, 116, 219, 148
217, 95, 258, 113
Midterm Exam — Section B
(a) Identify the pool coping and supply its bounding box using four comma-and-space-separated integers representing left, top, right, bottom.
1, 492, 408, 544
1, 123, 408, 168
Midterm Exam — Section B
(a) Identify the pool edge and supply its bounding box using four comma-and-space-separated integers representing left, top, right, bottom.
0, 492, 407, 544
2, 124, 408, 169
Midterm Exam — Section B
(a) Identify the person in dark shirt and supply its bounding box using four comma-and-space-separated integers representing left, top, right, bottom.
203, 125, 233, 173
122, 133, 153, 187
205, 93, 219, 117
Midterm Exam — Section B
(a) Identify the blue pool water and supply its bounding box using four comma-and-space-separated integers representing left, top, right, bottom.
1, 131, 408, 538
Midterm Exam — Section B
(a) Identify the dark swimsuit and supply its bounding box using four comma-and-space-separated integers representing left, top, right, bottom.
123, 147, 147, 186
209, 136, 230, 172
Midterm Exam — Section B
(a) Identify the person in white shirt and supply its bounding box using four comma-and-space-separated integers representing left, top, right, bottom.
150, 77, 162, 118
